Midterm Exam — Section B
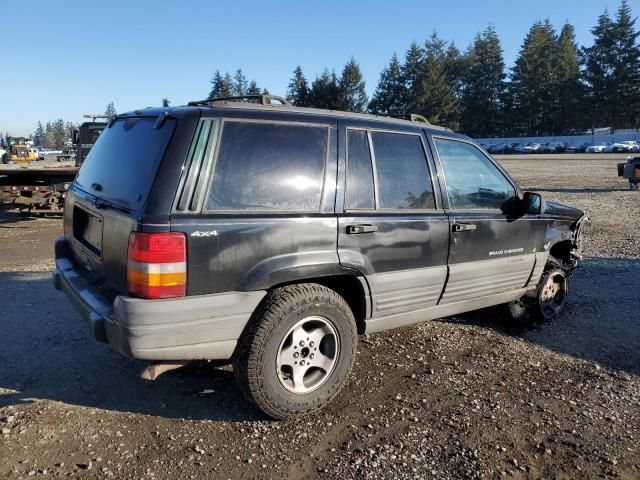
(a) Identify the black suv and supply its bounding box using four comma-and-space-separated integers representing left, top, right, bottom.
54, 95, 585, 418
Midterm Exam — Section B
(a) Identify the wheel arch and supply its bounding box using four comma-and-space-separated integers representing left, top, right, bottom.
252, 273, 371, 335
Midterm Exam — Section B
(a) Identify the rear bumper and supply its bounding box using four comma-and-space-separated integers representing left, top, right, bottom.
53, 236, 266, 361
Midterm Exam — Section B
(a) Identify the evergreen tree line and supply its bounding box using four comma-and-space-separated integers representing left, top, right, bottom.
276, 1, 639, 137
34, 120, 77, 149
209, 68, 269, 98
31, 102, 118, 149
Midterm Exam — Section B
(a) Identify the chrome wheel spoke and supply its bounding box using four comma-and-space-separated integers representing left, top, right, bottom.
313, 351, 335, 372
279, 343, 297, 368
307, 327, 326, 348
291, 365, 308, 389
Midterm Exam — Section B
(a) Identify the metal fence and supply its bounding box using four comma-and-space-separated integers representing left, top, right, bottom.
476, 128, 640, 146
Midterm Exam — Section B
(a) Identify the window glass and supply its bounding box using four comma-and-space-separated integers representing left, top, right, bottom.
435, 138, 515, 210
346, 130, 375, 209
370, 132, 435, 209
206, 122, 327, 211
75, 117, 176, 210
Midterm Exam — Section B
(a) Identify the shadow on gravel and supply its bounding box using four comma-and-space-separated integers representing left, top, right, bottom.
1, 258, 637, 421
0, 271, 263, 421
444, 257, 640, 376
0, 205, 38, 227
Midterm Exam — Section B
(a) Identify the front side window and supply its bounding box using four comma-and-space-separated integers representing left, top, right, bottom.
434, 138, 515, 210
205, 122, 327, 211
371, 132, 435, 210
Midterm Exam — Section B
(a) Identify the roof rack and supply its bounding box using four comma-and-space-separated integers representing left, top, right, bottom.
187, 94, 292, 107
387, 113, 431, 125
82, 114, 110, 121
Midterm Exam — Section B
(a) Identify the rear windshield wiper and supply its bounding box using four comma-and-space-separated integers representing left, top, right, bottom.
93, 198, 131, 214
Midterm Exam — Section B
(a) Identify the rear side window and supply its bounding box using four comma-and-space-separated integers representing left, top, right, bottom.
75, 117, 176, 210
371, 132, 435, 209
346, 130, 375, 209
434, 138, 515, 210
205, 122, 327, 211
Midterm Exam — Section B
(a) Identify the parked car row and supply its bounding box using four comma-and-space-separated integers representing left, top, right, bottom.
480, 140, 640, 154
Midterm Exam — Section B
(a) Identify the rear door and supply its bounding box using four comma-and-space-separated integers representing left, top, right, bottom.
430, 135, 544, 304
337, 122, 449, 318
170, 116, 339, 296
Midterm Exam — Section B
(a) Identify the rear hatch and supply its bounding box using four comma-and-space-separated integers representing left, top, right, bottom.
64, 115, 178, 297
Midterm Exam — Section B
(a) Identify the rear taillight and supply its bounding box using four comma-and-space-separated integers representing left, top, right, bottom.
127, 232, 186, 299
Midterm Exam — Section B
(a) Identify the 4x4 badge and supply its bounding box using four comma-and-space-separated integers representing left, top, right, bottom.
191, 230, 218, 238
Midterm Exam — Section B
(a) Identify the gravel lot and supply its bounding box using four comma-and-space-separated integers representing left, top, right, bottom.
1, 157, 639, 479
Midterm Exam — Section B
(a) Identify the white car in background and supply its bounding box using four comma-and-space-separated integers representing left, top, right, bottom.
586, 142, 612, 153
607, 141, 640, 153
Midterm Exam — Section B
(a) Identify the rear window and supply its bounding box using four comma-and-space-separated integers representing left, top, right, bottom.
74, 117, 175, 210
370, 132, 435, 210
205, 121, 327, 212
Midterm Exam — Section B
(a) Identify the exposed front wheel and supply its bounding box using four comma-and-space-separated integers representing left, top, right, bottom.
233, 283, 357, 419
504, 268, 569, 327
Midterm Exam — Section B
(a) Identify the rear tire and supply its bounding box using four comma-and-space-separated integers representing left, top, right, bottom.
233, 283, 357, 419
504, 268, 569, 328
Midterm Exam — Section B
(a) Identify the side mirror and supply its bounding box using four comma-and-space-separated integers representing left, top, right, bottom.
522, 191, 545, 214
72, 129, 79, 146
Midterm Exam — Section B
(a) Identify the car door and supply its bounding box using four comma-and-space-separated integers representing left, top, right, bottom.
430, 135, 546, 305
337, 122, 449, 319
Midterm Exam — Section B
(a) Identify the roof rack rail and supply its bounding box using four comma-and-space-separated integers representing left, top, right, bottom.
387, 113, 431, 125
187, 94, 292, 107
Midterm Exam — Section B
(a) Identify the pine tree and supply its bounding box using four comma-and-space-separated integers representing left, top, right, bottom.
247, 80, 261, 96
52, 119, 67, 149
34, 121, 44, 146
309, 69, 340, 109
368, 53, 406, 114
233, 69, 248, 96
510, 20, 558, 135
65, 121, 77, 143
104, 101, 117, 117
162, 98, 171, 107
554, 23, 585, 133
611, 0, 640, 128
222, 73, 234, 97
583, 9, 617, 128
337, 57, 368, 112
287, 66, 310, 107
444, 42, 465, 104
460, 26, 507, 137
412, 33, 460, 128
43, 122, 55, 149
209, 70, 233, 98
402, 41, 424, 113
209, 70, 224, 98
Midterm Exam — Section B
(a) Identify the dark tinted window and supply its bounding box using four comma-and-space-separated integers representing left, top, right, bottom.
434, 138, 515, 210
75, 117, 176, 210
89, 128, 104, 143
371, 132, 434, 209
206, 122, 326, 211
346, 130, 375, 209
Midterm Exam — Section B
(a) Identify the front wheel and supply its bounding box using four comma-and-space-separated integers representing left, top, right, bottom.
233, 283, 357, 419
504, 268, 569, 327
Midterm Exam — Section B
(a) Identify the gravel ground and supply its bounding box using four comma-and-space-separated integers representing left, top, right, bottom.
0, 157, 639, 479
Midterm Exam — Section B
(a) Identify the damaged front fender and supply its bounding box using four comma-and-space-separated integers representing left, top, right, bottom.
545, 213, 588, 272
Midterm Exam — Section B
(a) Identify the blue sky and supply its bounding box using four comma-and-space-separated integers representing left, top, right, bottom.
0, 0, 630, 135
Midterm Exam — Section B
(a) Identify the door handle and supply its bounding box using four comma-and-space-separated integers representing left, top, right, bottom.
346, 224, 378, 234
452, 223, 477, 233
